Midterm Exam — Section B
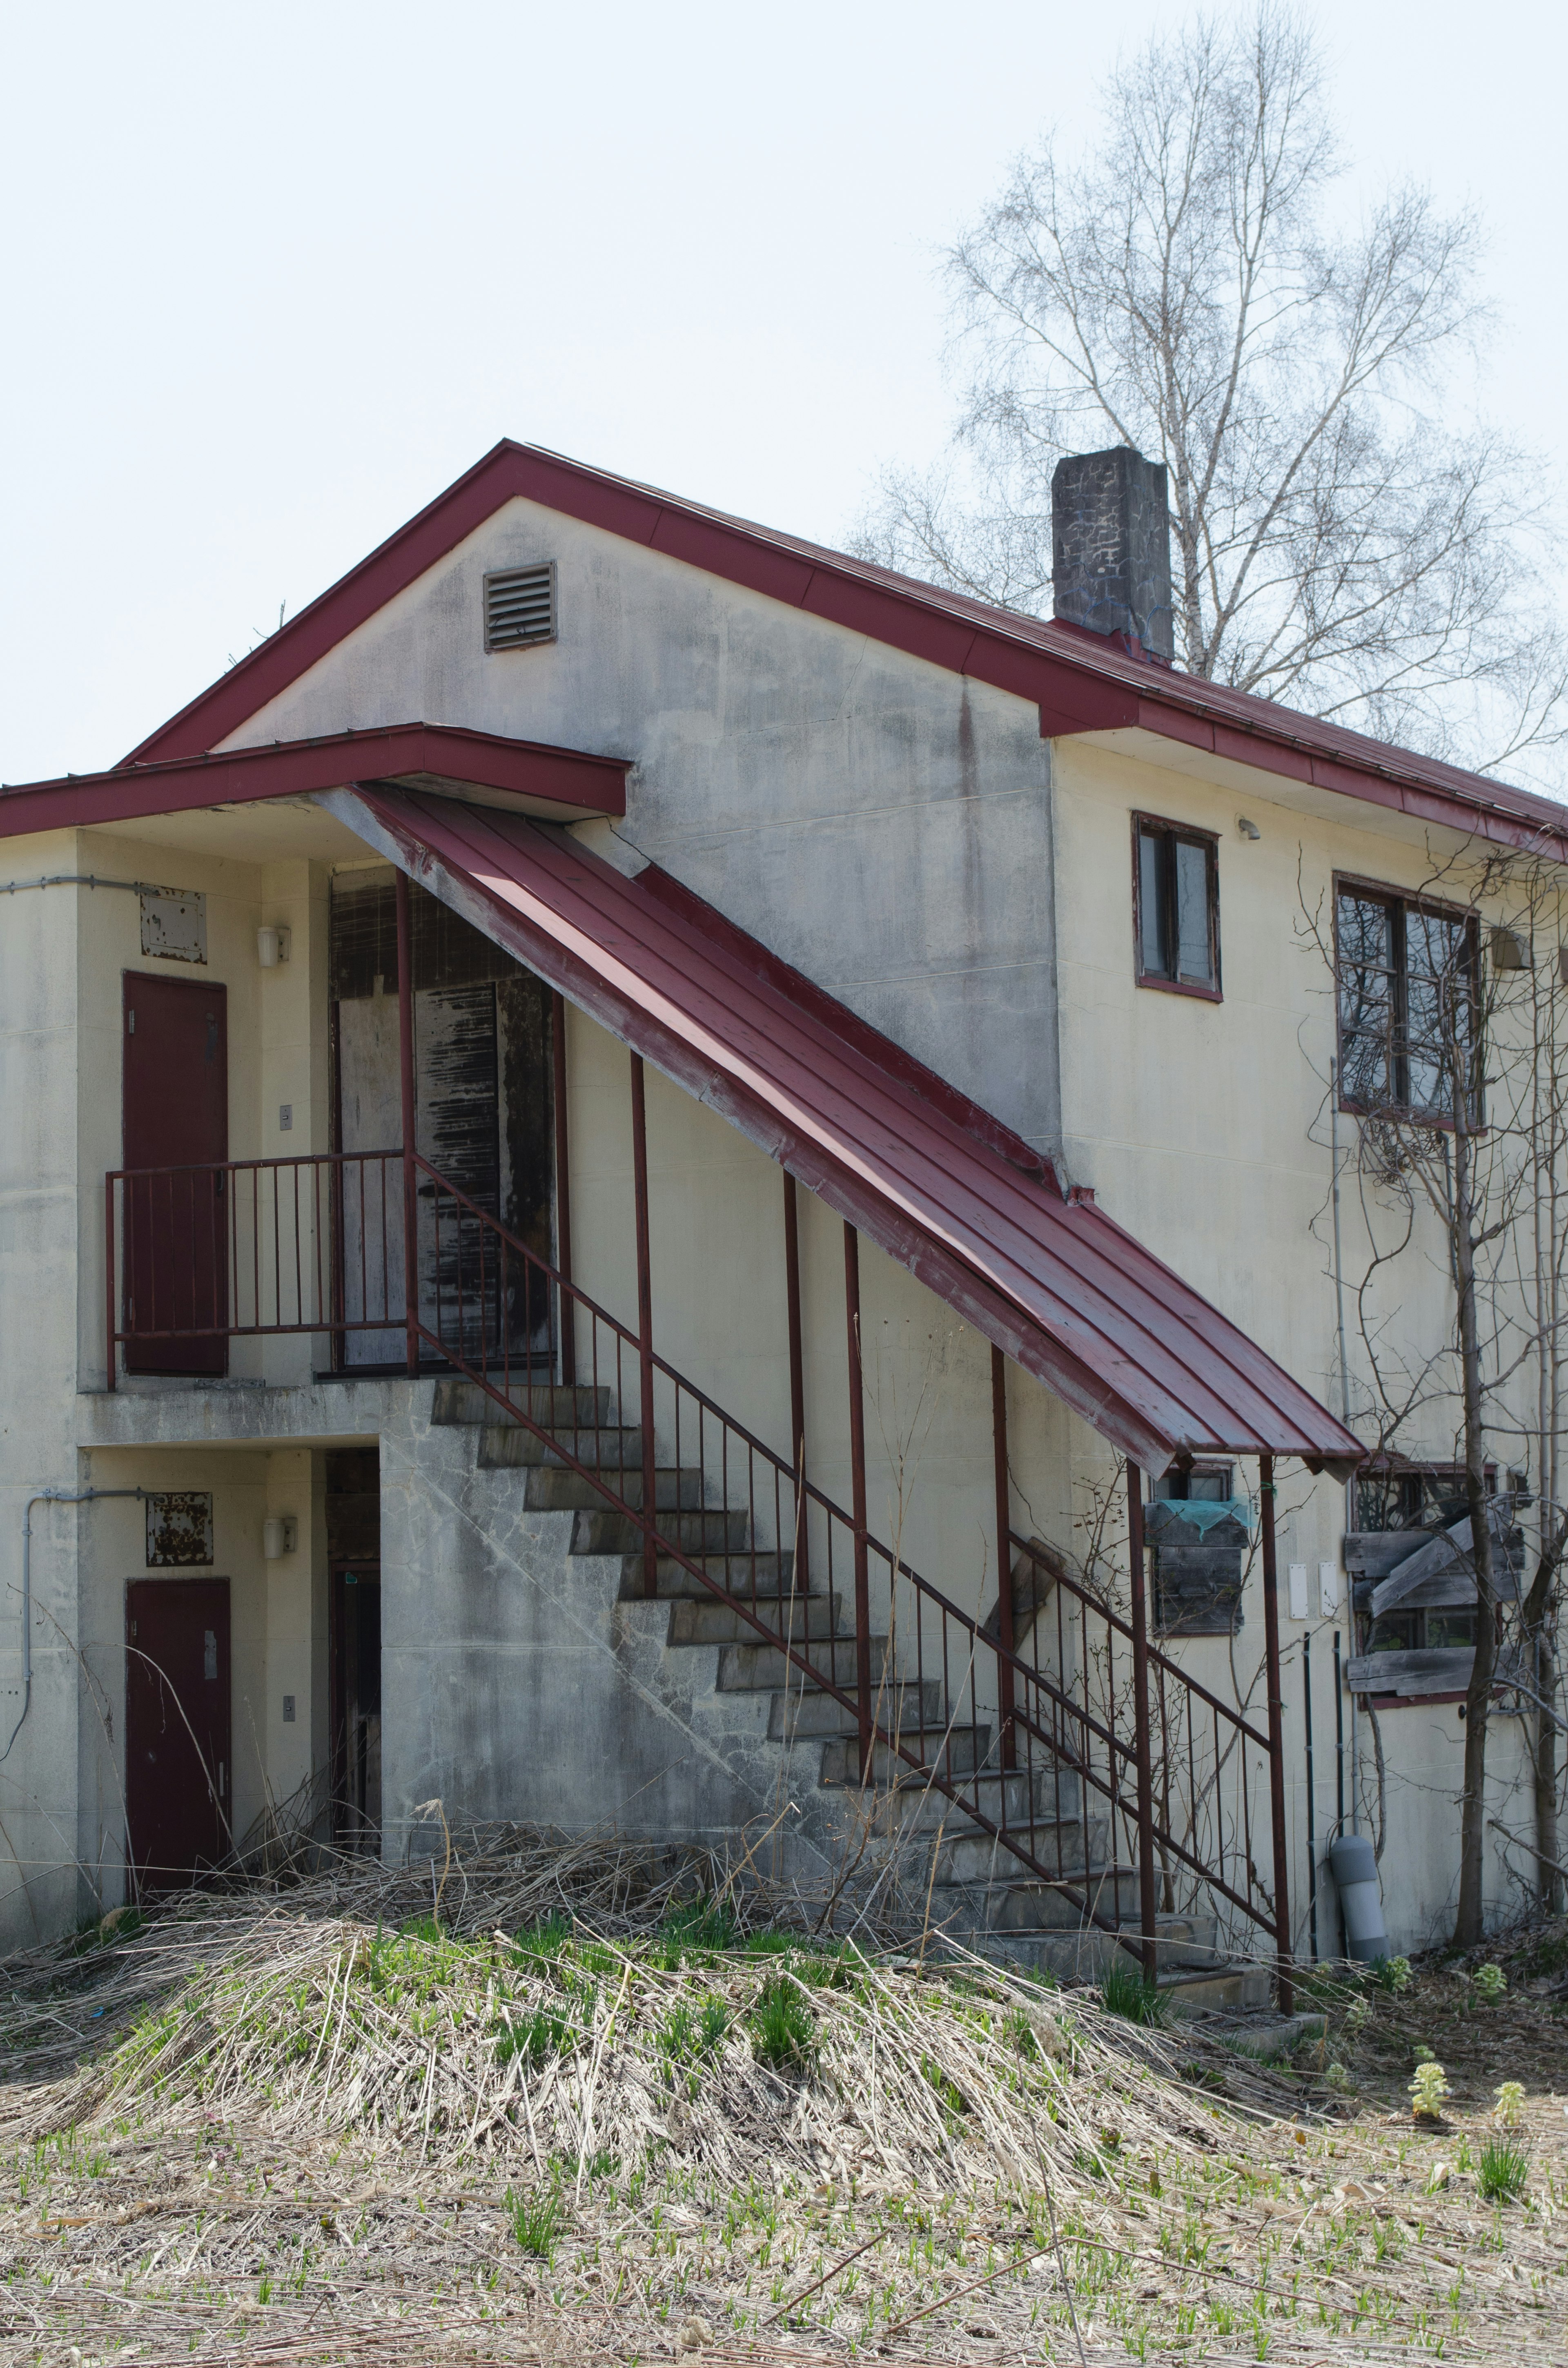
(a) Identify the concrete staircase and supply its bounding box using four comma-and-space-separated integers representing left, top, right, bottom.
431, 1377, 1268, 2005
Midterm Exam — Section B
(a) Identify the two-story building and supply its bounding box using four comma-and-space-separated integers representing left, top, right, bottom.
0, 438, 1556, 1982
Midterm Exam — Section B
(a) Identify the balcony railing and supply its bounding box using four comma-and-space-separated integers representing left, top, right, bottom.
106, 1150, 410, 1370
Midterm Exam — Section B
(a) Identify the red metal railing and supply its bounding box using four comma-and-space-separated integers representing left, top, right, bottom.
410, 1156, 1284, 1963
106, 1151, 408, 1368
104, 1146, 1285, 1967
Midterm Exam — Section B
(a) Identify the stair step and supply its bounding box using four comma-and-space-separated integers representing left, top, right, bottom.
717, 1634, 893, 1695
574, 1505, 750, 1556
818, 1723, 996, 1786
479, 1423, 644, 1472
528, 1465, 706, 1514
619, 1550, 798, 1601
936, 1805, 1093, 1882
865, 1765, 1044, 1830
668, 1593, 840, 1647
770, 1678, 942, 1739
934, 1817, 1104, 1890
430, 1378, 611, 1429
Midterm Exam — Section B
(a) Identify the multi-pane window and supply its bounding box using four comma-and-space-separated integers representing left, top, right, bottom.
1134, 817, 1220, 997
1336, 883, 1480, 1120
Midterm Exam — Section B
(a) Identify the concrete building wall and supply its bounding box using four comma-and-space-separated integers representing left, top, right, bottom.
216, 497, 1063, 1161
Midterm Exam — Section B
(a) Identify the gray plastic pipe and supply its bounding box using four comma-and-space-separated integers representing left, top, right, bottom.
1327, 1830, 1390, 1963
1, 1489, 145, 1762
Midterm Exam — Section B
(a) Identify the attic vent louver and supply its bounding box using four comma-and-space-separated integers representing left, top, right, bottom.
484, 562, 556, 652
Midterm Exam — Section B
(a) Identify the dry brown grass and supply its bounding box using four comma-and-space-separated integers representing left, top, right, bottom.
0, 1837, 1565, 2365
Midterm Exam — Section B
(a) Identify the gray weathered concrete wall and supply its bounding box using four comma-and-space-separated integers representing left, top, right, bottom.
218, 497, 1062, 1159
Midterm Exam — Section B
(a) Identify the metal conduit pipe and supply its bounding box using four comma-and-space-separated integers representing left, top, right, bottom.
0, 874, 184, 898
1, 1489, 147, 1762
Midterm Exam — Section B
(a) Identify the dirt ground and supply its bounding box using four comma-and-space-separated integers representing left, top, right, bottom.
0, 1852, 1564, 2367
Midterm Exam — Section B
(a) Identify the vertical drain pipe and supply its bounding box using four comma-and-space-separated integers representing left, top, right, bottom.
2, 1489, 146, 1762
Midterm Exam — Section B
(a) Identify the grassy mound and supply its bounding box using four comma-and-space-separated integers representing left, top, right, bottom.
2, 1843, 1566, 2364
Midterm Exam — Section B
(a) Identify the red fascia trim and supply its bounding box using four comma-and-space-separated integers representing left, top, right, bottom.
0, 722, 628, 841
119, 438, 1568, 865
634, 864, 1060, 1192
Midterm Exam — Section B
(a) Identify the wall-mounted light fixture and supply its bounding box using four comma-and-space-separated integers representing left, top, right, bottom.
1237, 818, 1261, 841
257, 925, 292, 968
262, 1515, 298, 1559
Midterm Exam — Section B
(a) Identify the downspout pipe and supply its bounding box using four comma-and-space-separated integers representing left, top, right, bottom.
1, 1489, 147, 1763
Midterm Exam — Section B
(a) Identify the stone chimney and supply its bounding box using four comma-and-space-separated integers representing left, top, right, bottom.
1050, 446, 1173, 661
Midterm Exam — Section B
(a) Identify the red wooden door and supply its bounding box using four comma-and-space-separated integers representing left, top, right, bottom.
122, 974, 228, 1374
125, 1579, 231, 1891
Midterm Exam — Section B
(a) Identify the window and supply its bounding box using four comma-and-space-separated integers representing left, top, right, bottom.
1336, 882, 1480, 1121
1153, 1461, 1234, 1503
1134, 816, 1220, 997
1355, 1461, 1493, 1535
1365, 1605, 1478, 1657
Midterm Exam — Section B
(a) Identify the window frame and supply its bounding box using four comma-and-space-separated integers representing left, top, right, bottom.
1333, 872, 1483, 1129
1131, 814, 1223, 1003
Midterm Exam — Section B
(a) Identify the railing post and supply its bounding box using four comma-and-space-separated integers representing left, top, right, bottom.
1258, 1452, 1295, 2012
394, 871, 419, 1378
105, 1176, 117, 1392
629, 1054, 658, 1600
551, 989, 575, 1386
1127, 1464, 1160, 1984
842, 1222, 874, 1785
991, 1345, 1016, 1774
782, 1173, 808, 1594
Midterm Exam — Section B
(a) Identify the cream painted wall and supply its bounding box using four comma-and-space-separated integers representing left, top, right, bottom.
1051, 738, 1541, 1951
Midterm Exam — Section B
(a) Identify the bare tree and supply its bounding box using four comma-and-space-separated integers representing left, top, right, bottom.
1301, 849, 1568, 1943
857, 4, 1566, 785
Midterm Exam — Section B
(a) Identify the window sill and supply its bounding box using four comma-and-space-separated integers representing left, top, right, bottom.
1136, 973, 1223, 1005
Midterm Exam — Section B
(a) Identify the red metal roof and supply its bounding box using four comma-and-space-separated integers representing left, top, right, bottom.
127, 440, 1568, 863
330, 782, 1363, 1479
0, 723, 627, 840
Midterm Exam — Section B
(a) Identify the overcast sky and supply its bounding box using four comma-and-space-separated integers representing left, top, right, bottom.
1, 0, 1562, 783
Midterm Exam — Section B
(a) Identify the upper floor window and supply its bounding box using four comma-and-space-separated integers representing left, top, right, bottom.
1133, 816, 1220, 999
1336, 881, 1480, 1122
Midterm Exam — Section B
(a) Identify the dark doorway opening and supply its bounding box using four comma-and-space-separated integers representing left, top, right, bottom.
327, 1448, 381, 1850
125, 1578, 232, 1892
328, 873, 555, 1371
122, 972, 229, 1375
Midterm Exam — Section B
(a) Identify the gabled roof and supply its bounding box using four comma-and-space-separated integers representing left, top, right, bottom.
323, 781, 1363, 1480
0, 724, 627, 841
127, 439, 1568, 862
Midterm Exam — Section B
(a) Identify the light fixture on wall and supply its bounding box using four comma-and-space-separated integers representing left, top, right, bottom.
257, 925, 292, 968
1236, 818, 1261, 840
263, 1515, 298, 1559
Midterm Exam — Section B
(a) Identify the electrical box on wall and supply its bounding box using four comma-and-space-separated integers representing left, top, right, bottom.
140, 888, 207, 964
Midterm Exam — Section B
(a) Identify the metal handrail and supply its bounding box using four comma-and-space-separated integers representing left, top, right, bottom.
103, 1144, 1284, 1954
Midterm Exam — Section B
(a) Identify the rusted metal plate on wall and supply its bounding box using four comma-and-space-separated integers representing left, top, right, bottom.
145, 1491, 214, 1566
139, 888, 207, 964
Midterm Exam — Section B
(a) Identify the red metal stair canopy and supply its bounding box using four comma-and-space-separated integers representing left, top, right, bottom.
321, 784, 1361, 1483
